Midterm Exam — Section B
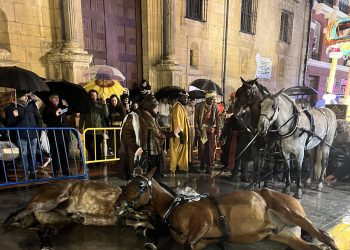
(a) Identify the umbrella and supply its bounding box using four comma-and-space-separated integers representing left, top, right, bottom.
283, 86, 318, 96
36, 80, 92, 113
83, 79, 125, 99
190, 79, 223, 95
188, 89, 205, 99
154, 86, 186, 100
0, 66, 49, 98
82, 65, 126, 84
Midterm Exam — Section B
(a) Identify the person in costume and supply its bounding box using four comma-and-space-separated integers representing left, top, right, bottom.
169, 91, 193, 174
120, 94, 179, 180
194, 90, 220, 174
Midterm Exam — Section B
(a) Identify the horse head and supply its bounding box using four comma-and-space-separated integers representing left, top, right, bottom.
115, 168, 156, 215
233, 77, 267, 117
257, 89, 283, 135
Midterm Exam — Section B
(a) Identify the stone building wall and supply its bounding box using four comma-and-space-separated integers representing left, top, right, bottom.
150, 0, 310, 100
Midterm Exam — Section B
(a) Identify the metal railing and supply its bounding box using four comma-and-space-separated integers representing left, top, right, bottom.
82, 127, 121, 164
0, 127, 87, 187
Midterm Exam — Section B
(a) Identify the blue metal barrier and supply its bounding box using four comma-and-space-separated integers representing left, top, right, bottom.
0, 127, 88, 187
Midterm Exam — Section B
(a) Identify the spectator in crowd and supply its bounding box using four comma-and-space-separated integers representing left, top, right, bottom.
169, 91, 193, 174
194, 90, 220, 174
120, 94, 179, 180
42, 93, 71, 176
120, 89, 132, 114
107, 94, 126, 156
5, 92, 42, 179
139, 79, 152, 96
79, 90, 109, 164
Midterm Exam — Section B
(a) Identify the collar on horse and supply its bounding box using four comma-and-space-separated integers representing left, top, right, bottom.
267, 95, 300, 139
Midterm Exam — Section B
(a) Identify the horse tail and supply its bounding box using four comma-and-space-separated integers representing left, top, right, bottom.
257, 188, 338, 250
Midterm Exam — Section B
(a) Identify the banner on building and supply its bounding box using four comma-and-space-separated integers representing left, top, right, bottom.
256, 53, 272, 79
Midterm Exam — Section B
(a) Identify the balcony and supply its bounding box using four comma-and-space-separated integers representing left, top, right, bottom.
318, 0, 334, 7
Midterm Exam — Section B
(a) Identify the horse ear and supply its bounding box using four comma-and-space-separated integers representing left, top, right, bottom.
253, 78, 258, 82
273, 89, 284, 98
240, 77, 246, 84
146, 167, 157, 180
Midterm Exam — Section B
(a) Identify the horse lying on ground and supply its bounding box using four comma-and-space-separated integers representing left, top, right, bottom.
257, 90, 337, 199
3, 179, 153, 249
115, 168, 338, 250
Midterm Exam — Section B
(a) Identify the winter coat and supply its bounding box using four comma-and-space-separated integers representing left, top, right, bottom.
5, 101, 42, 139
42, 104, 71, 144
79, 102, 109, 134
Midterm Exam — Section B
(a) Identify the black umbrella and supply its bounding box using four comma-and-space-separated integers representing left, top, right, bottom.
0, 66, 49, 92
189, 89, 205, 99
36, 80, 92, 113
154, 86, 186, 100
283, 86, 318, 96
190, 79, 223, 96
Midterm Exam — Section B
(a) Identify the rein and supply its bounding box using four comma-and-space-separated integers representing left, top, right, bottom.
265, 95, 300, 138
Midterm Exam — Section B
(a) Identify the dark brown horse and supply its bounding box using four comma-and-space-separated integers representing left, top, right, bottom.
115, 168, 338, 250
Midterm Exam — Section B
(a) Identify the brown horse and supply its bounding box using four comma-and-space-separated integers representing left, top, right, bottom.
115, 168, 338, 250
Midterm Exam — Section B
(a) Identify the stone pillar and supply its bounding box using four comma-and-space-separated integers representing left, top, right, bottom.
163, 0, 176, 62
47, 0, 92, 83
61, 0, 81, 53
156, 0, 185, 87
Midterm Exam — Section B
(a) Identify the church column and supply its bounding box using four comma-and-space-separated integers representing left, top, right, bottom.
47, 0, 92, 83
61, 0, 81, 52
156, 0, 185, 88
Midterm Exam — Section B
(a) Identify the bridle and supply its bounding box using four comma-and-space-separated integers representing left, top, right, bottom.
259, 97, 279, 125
119, 175, 152, 209
260, 94, 300, 138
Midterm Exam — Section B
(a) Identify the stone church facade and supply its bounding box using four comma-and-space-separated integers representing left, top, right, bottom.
0, 0, 310, 100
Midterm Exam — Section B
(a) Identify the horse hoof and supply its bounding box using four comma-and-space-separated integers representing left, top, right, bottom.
282, 187, 291, 195
144, 242, 157, 250
316, 183, 323, 192
293, 190, 302, 199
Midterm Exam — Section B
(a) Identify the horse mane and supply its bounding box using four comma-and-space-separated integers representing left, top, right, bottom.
156, 179, 177, 197
251, 79, 269, 94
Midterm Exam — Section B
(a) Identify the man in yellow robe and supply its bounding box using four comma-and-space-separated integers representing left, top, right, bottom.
169, 92, 191, 174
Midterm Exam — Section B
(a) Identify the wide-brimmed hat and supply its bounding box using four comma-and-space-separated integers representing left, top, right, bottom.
140, 94, 158, 111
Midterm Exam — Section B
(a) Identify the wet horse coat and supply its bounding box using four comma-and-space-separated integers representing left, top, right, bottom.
257, 91, 337, 199
116, 169, 338, 250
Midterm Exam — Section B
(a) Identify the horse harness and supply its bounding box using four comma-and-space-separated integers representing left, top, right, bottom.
162, 194, 230, 242
299, 108, 329, 148
123, 175, 231, 242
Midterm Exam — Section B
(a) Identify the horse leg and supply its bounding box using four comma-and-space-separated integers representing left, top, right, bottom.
184, 221, 212, 250
269, 230, 327, 250
316, 146, 331, 192
293, 150, 304, 199
258, 189, 338, 250
282, 153, 291, 195
304, 149, 314, 188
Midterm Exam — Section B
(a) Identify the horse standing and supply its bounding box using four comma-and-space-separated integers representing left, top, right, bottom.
116, 168, 338, 250
257, 91, 337, 199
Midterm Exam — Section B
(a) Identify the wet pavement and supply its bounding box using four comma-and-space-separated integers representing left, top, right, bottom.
0, 171, 350, 250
